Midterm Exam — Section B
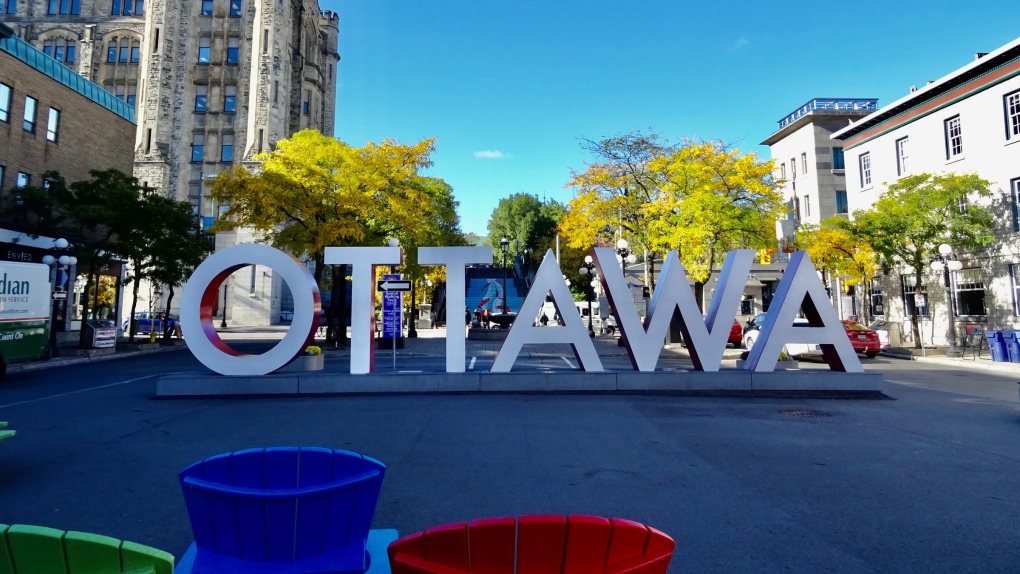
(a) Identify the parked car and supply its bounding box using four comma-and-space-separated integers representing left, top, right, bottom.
742, 315, 881, 358
123, 311, 178, 335
677, 317, 743, 348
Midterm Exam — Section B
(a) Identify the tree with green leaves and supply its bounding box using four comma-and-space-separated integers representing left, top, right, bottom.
486, 193, 565, 273
6, 170, 145, 347
853, 173, 995, 347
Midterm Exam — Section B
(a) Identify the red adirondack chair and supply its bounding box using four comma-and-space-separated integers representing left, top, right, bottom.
388, 515, 675, 574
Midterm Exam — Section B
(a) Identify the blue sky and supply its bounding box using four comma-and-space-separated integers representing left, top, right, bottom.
324, 0, 1020, 236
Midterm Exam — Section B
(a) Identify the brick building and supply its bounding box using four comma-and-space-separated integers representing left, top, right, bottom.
0, 21, 135, 340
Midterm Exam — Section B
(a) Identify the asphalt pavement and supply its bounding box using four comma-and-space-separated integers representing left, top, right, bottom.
1, 332, 1019, 573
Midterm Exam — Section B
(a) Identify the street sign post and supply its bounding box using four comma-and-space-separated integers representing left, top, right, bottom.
381, 274, 403, 369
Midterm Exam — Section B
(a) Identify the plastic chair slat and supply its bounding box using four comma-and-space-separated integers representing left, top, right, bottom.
346, 454, 385, 551
294, 447, 334, 559
422, 523, 468, 571
322, 451, 364, 551
264, 447, 300, 561
179, 462, 217, 550
606, 520, 648, 567
63, 530, 120, 574
0, 525, 16, 574
202, 453, 242, 558
466, 518, 515, 574
563, 516, 612, 574
516, 515, 565, 574
6, 524, 69, 574
231, 448, 268, 561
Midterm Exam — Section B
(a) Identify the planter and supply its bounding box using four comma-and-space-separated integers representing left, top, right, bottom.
276, 354, 324, 373
735, 359, 799, 370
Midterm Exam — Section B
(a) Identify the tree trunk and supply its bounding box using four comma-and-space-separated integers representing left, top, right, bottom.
648, 252, 656, 292
163, 285, 175, 341
128, 261, 141, 343
694, 281, 705, 311
327, 266, 342, 346
408, 279, 417, 338
77, 268, 96, 348
911, 268, 923, 348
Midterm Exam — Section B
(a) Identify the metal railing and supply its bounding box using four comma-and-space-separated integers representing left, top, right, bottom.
778, 98, 878, 129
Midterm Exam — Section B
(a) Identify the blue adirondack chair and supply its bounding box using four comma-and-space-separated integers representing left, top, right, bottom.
176, 447, 397, 574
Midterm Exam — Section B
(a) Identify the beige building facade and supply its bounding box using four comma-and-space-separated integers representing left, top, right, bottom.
2, 0, 339, 325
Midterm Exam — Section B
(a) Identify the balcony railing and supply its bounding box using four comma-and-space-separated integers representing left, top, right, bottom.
777, 98, 878, 129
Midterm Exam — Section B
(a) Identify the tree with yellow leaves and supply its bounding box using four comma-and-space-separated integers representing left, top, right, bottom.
646, 140, 783, 307
210, 129, 463, 344
796, 217, 880, 323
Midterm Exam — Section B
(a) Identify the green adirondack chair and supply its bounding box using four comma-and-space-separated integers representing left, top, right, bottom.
0, 422, 13, 443
0, 524, 174, 574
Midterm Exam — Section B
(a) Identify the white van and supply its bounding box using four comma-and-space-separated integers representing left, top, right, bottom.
0, 262, 52, 375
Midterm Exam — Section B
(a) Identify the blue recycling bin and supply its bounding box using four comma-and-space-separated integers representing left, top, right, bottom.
1003, 330, 1020, 363
985, 331, 1008, 362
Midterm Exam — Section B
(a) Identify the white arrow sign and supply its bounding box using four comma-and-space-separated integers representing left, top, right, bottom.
377, 280, 412, 292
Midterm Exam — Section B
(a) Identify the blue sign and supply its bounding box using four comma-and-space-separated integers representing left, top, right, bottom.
381, 273, 402, 338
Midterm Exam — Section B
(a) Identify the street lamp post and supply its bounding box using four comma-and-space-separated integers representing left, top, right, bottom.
930, 243, 963, 358
220, 279, 229, 329
578, 255, 597, 337
615, 239, 637, 346
499, 237, 509, 314
42, 238, 75, 359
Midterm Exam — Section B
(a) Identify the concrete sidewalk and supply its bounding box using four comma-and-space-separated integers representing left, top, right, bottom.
881, 347, 1020, 375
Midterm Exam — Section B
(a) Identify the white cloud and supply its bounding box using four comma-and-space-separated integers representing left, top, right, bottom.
731, 37, 749, 51
474, 150, 510, 159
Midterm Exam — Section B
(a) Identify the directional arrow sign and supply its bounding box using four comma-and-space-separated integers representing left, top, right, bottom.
377, 280, 412, 292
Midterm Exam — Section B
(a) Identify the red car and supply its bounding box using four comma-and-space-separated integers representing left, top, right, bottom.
842, 320, 880, 358
728, 319, 743, 346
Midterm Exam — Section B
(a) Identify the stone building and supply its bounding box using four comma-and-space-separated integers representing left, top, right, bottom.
2, 0, 339, 325
831, 37, 1020, 347
760, 98, 880, 319
1, 21, 135, 342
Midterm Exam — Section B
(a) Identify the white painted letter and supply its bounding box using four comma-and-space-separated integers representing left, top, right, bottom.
594, 248, 753, 371
419, 246, 493, 372
324, 246, 402, 374
743, 250, 863, 372
490, 249, 602, 372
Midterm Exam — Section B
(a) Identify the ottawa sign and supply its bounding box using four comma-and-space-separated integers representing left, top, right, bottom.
180, 245, 863, 376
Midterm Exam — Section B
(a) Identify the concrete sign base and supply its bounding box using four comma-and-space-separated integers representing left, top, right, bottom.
155, 370, 884, 397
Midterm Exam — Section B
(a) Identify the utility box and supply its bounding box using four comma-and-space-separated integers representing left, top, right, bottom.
868, 320, 900, 348
417, 303, 432, 329
83, 320, 117, 349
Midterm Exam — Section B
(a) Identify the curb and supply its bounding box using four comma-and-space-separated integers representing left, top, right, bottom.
7, 344, 185, 374
881, 351, 1020, 375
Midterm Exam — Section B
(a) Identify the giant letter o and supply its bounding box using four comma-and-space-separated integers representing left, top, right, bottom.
181, 244, 320, 375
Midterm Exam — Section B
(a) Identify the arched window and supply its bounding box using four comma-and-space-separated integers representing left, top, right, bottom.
110, 0, 141, 14
42, 38, 77, 65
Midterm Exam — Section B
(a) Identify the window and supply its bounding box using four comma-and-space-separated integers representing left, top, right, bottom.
263, 29, 269, 54
221, 134, 234, 162
223, 85, 236, 112
46, 108, 59, 142
200, 0, 212, 15
126, 84, 136, 108
0, 83, 10, 123
110, 0, 118, 13
115, 84, 125, 102
198, 38, 211, 63
134, 0, 142, 14
195, 85, 207, 112
16, 172, 30, 188
131, 42, 140, 63
107, 42, 117, 63
229, 0, 240, 16
23, 96, 37, 132
66, 44, 76, 62
836, 190, 848, 214
803, 195, 810, 218
119, 38, 129, 62
191, 135, 204, 162
122, 0, 131, 13
896, 137, 908, 176
952, 269, 985, 316
1006, 91, 1020, 141
945, 116, 963, 159
834, 147, 846, 170
1012, 178, 1020, 232
790, 157, 796, 179
1011, 264, 1020, 316
70, 0, 79, 13
47, 0, 56, 13
869, 279, 884, 316
258, 128, 264, 152
226, 37, 239, 64
0, 165, 4, 193
779, 163, 785, 180
801, 152, 807, 174
859, 152, 871, 187
3, 0, 14, 13
901, 275, 928, 317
